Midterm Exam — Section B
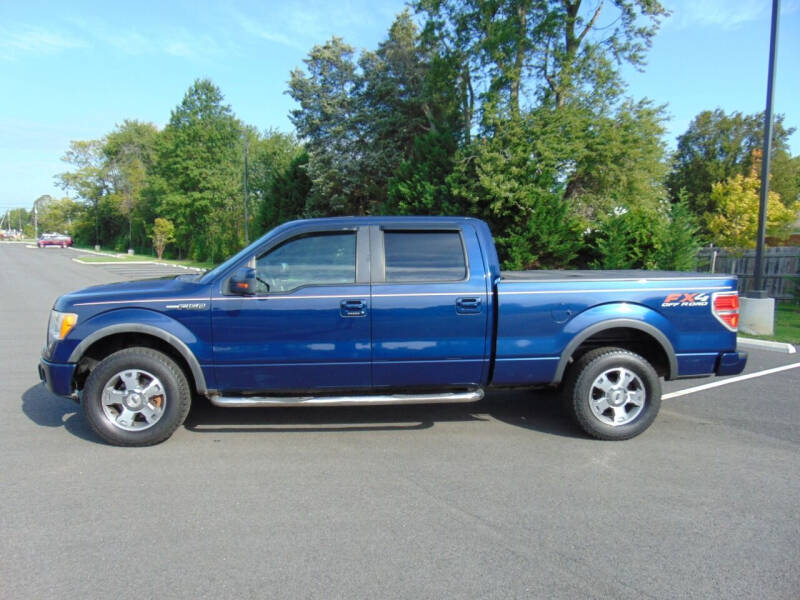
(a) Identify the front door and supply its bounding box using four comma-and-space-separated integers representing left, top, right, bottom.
211, 228, 371, 393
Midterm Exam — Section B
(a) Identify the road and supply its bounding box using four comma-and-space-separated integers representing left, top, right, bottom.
1, 242, 799, 599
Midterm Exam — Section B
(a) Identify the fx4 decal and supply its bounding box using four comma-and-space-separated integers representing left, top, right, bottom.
661, 292, 710, 308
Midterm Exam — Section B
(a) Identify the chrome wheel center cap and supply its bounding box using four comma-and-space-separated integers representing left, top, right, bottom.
610, 389, 626, 406
126, 393, 143, 409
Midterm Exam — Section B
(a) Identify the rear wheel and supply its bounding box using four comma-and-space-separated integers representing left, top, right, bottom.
563, 347, 661, 440
82, 347, 191, 446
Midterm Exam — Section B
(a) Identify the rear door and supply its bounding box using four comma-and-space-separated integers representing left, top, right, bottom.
369, 224, 490, 389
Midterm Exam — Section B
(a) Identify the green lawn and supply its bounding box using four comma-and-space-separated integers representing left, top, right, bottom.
773, 304, 800, 344
751, 303, 800, 345
73, 248, 216, 270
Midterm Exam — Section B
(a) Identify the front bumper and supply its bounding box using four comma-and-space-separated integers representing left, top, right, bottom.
715, 351, 748, 376
38, 357, 77, 399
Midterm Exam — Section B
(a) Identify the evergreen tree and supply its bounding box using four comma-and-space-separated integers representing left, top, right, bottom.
257, 151, 313, 232
592, 207, 666, 270
449, 109, 584, 268
288, 38, 366, 215
654, 191, 700, 271
384, 130, 461, 215
249, 129, 304, 236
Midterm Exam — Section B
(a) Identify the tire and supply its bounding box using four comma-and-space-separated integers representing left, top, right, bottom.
82, 347, 191, 446
563, 347, 661, 441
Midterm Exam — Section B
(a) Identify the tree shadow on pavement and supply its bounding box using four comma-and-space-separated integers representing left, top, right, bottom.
21, 384, 102, 444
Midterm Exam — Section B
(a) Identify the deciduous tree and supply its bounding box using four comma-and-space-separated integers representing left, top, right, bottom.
148, 79, 243, 261
104, 120, 158, 250
151, 217, 176, 259
57, 139, 110, 246
705, 169, 796, 252
667, 109, 796, 217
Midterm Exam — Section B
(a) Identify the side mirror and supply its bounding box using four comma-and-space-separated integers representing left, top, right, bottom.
229, 267, 256, 295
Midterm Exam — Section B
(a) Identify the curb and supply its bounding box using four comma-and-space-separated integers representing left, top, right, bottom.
68, 247, 116, 257
737, 337, 797, 354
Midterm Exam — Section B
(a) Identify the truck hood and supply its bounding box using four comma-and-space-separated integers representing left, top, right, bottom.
54, 275, 209, 311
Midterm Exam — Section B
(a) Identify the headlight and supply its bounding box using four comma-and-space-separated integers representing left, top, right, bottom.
47, 310, 78, 346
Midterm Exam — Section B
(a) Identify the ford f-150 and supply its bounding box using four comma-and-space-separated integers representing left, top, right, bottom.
39, 216, 746, 445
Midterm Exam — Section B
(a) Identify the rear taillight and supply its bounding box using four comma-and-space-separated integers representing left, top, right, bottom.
712, 292, 740, 331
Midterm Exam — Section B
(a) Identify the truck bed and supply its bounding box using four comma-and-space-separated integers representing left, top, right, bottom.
493, 271, 739, 386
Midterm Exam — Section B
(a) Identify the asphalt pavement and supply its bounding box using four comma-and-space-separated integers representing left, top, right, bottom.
1, 242, 798, 599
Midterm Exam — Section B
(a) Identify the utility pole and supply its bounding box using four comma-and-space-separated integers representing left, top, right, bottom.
243, 133, 250, 245
34, 200, 39, 240
751, 0, 780, 298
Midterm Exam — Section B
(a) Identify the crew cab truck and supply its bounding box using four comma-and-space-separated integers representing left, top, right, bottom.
39, 217, 747, 446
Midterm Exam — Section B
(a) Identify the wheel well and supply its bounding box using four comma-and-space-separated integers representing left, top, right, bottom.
567, 327, 671, 378
73, 333, 197, 395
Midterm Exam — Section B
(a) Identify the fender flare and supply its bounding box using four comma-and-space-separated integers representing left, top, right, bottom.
67, 323, 208, 394
551, 318, 678, 384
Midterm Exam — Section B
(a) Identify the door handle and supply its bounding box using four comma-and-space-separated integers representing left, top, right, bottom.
456, 297, 482, 314
340, 299, 367, 317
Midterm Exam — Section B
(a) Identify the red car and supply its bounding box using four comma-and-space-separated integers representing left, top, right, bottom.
37, 233, 72, 248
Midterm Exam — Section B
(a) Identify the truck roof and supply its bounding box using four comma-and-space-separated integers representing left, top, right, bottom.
281, 216, 486, 227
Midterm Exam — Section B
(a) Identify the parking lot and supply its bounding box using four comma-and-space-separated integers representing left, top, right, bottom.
1, 242, 799, 599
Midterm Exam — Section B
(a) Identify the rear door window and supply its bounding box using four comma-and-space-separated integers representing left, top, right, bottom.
383, 231, 466, 282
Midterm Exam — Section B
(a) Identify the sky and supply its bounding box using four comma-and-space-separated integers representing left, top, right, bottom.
1, 0, 799, 213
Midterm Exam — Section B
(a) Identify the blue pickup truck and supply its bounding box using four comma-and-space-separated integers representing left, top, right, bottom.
39, 216, 746, 445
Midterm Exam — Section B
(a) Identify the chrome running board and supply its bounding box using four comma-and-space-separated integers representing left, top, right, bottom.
209, 389, 484, 408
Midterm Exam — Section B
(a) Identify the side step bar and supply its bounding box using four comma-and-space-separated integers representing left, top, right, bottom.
209, 389, 484, 408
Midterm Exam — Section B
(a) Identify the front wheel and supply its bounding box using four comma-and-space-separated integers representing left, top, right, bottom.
563, 347, 661, 441
82, 347, 191, 446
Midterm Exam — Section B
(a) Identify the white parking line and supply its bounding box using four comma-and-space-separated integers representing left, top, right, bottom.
663, 362, 800, 399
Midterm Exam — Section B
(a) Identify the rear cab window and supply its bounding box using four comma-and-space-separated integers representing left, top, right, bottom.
383, 231, 467, 282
